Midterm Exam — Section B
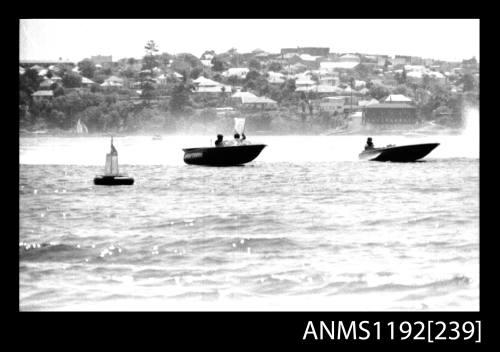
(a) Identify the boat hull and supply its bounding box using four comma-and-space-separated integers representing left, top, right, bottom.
93, 175, 134, 185
183, 144, 266, 166
359, 143, 439, 162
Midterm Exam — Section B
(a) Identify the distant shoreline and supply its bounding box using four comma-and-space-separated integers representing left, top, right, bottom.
20, 125, 464, 138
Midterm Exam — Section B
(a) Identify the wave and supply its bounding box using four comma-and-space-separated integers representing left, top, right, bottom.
336, 275, 471, 295
19, 242, 82, 261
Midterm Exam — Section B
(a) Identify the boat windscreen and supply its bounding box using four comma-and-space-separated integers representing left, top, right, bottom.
234, 117, 246, 135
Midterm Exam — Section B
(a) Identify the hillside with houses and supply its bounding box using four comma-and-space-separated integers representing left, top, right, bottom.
19, 42, 479, 135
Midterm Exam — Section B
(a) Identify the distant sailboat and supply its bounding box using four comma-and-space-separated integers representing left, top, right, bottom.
76, 118, 89, 134
93, 137, 134, 185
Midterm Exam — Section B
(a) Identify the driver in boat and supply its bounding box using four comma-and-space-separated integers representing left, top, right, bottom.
215, 134, 224, 146
365, 137, 375, 150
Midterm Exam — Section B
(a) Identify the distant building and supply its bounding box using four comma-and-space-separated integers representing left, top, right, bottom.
383, 94, 413, 104
192, 76, 230, 94
20, 59, 74, 68
281, 47, 330, 57
410, 56, 423, 65
90, 55, 113, 65
222, 67, 250, 79
363, 102, 417, 125
338, 54, 360, 63
462, 56, 479, 71
230, 91, 277, 110
313, 96, 345, 115
32, 90, 54, 100
267, 71, 286, 84
424, 58, 434, 67
295, 77, 317, 92
393, 55, 412, 67
101, 76, 124, 87
377, 55, 390, 67
319, 60, 359, 71
81, 76, 96, 88
39, 79, 55, 89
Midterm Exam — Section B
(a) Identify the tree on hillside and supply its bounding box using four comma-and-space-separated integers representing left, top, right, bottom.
268, 61, 283, 72
227, 75, 241, 87
77, 59, 96, 79
170, 53, 203, 76
354, 63, 372, 80
211, 56, 227, 72
249, 59, 261, 71
190, 67, 202, 79
158, 53, 173, 68
169, 72, 193, 114
62, 72, 82, 88
20, 68, 43, 94
141, 40, 160, 105
369, 84, 390, 100
460, 73, 475, 92
143, 40, 159, 71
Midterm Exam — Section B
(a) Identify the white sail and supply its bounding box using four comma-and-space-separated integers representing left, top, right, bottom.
104, 154, 119, 175
104, 138, 119, 175
234, 117, 246, 135
76, 119, 83, 134
76, 118, 89, 134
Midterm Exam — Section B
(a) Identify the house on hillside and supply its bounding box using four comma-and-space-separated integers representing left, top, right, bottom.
383, 94, 413, 104
230, 91, 277, 110
193, 76, 230, 94
319, 60, 359, 72
363, 102, 417, 125
90, 55, 113, 65
32, 90, 54, 101
312, 96, 345, 115
101, 76, 124, 87
267, 71, 286, 84
81, 76, 96, 88
39, 79, 55, 90
222, 68, 250, 80
281, 47, 330, 57
295, 77, 317, 92
393, 55, 412, 67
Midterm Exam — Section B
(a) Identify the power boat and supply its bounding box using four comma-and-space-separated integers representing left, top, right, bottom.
93, 137, 134, 185
359, 143, 440, 162
183, 144, 266, 166
182, 117, 266, 166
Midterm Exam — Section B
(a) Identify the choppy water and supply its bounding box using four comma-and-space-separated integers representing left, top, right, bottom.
19, 133, 479, 311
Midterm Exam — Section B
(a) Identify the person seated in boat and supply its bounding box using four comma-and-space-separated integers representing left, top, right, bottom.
215, 134, 224, 147
241, 133, 246, 141
233, 133, 242, 145
365, 137, 375, 150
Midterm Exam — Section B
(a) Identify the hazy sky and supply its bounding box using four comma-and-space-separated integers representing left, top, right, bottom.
20, 19, 479, 63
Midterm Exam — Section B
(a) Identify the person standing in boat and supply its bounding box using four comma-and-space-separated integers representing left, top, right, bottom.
365, 137, 375, 150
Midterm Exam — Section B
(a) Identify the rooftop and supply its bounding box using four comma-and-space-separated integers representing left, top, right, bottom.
365, 102, 415, 109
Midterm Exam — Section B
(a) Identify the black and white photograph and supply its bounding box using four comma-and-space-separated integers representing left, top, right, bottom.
19, 19, 479, 313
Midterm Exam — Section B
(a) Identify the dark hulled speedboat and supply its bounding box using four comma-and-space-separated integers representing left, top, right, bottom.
359, 143, 439, 162
183, 144, 266, 166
